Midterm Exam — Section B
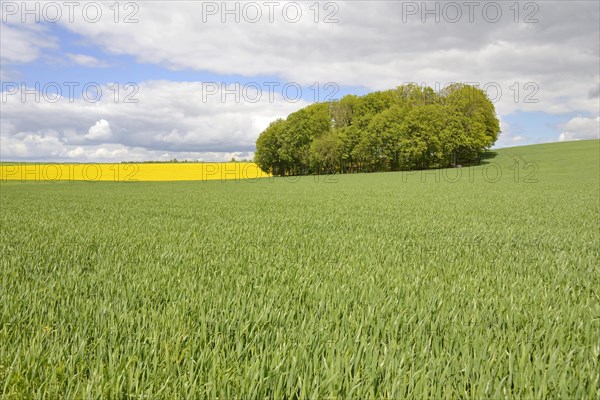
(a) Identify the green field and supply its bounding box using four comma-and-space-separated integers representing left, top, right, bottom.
1, 140, 599, 398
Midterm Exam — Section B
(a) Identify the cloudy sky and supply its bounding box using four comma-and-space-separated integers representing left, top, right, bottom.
1, 1, 599, 161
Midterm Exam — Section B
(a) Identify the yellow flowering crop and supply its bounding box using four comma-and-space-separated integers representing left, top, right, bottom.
0, 162, 270, 182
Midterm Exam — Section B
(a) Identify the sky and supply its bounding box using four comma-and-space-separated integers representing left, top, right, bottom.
1, 0, 599, 162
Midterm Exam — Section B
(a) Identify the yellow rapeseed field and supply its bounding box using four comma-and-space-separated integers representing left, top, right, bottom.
0, 162, 270, 182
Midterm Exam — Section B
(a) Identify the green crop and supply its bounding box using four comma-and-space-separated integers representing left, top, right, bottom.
1, 140, 599, 398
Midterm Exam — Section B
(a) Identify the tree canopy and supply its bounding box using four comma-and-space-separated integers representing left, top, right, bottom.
255, 84, 500, 176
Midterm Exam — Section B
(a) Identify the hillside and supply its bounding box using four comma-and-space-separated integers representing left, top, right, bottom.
1, 140, 598, 398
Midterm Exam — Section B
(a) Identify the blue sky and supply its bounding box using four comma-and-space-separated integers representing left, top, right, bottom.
1, 1, 598, 161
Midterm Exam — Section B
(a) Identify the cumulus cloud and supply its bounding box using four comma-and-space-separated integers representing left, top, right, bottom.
85, 119, 112, 140
1, 132, 67, 158
0, 134, 258, 163
51, 1, 599, 115
558, 116, 600, 141
1, 1, 599, 161
0, 81, 308, 161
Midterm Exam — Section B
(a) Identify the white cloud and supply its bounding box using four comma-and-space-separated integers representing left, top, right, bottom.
85, 119, 112, 140
558, 116, 600, 141
0, 81, 307, 161
0, 134, 257, 163
0, 23, 56, 64
1, 132, 66, 158
2, 1, 599, 160
53, 1, 600, 116
67, 53, 108, 68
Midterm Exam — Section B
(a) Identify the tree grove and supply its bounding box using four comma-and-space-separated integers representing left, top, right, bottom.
255, 84, 500, 176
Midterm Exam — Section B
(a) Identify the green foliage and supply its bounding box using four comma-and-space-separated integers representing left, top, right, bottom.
273, 103, 331, 176
1, 140, 599, 398
309, 130, 343, 173
330, 94, 356, 129
254, 119, 285, 176
255, 84, 501, 176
